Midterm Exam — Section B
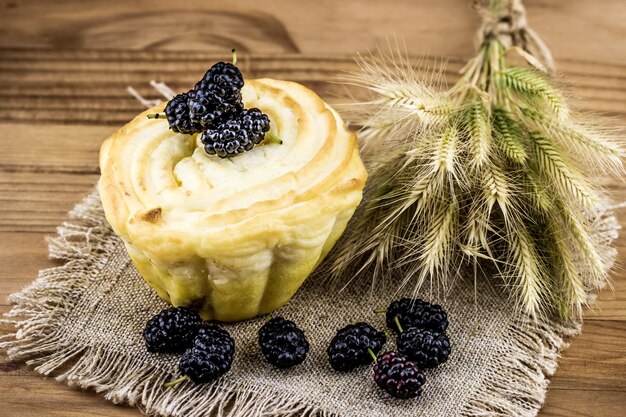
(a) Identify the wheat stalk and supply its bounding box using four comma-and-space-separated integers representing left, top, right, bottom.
548, 220, 588, 317
497, 67, 568, 118
464, 100, 492, 170
529, 132, 600, 211
503, 217, 549, 317
330, 0, 623, 318
493, 108, 528, 164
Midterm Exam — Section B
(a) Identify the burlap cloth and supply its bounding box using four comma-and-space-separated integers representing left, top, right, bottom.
0, 190, 620, 417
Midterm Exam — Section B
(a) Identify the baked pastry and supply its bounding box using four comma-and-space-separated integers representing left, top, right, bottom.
99, 79, 366, 321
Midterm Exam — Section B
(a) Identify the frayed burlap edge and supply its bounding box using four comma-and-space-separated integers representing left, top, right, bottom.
0, 190, 621, 417
460, 316, 579, 417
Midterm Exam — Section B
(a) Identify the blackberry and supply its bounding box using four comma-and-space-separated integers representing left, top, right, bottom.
373, 351, 426, 399
188, 88, 242, 130
168, 325, 235, 386
189, 56, 245, 129
191, 326, 235, 354
258, 317, 309, 369
327, 322, 386, 371
397, 328, 451, 368
163, 91, 201, 134
196, 60, 244, 102
148, 50, 247, 134
258, 316, 294, 340
201, 108, 271, 158
385, 298, 448, 334
143, 307, 202, 353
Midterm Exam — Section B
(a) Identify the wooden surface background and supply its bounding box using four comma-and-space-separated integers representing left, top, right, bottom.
1, 0, 625, 416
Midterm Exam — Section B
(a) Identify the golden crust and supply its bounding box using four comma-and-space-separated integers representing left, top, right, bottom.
98, 79, 366, 321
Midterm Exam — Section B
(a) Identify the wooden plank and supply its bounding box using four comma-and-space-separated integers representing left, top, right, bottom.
0, 373, 138, 417
1, 0, 625, 67
0, 172, 99, 232
0, 380, 621, 417
0, 124, 113, 173
541, 390, 626, 417
0, 50, 624, 126
0, 233, 59, 303
0, 378, 622, 417
0, 50, 624, 86
0, 370, 621, 417
549, 320, 626, 391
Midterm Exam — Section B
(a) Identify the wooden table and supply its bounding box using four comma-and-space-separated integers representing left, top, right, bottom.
1, 1, 625, 415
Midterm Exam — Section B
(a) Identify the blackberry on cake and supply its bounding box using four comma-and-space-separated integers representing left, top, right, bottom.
201, 108, 272, 158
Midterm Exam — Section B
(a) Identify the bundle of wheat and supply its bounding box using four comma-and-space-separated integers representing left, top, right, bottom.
331, 0, 624, 318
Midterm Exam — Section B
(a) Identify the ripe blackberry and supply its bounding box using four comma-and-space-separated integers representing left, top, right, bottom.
196, 60, 244, 102
143, 307, 202, 353
258, 317, 309, 369
191, 326, 235, 354
201, 108, 271, 158
163, 91, 201, 134
385, 298, 448, 334
173, 325, 235, 385
188, 88, 242, 130
327, 322, 386, 371
190, 57, 245, 129
148, 50, 247, 134
373, 351, 426, 399
397, 328, 451, 368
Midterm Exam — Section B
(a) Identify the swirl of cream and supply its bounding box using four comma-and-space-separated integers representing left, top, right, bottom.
99, 79, 366, 321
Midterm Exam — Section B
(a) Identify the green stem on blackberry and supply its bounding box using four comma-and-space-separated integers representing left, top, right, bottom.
367, 348, 378, 362
394, 316, 404, 333
163, 375, 188, 388
232, 49, 237, 66
147, 113, 164, 119
264, 132, 283, 145
373, 307, 387, 314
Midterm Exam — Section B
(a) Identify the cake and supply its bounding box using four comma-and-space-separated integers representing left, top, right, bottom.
98, 78, 366, 321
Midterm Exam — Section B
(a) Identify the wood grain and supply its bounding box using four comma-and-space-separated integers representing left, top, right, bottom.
1, 51, 625, 126
0, 0, 625, 416
0, 233, 55, 304
0, 373, 138, 417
